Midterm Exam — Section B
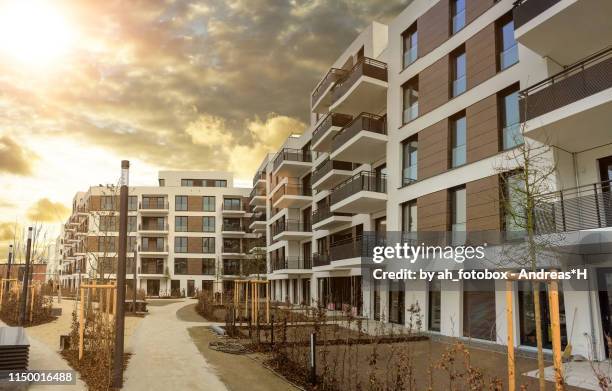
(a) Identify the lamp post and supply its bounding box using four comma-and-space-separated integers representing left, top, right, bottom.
112, 160, 129, 388
19, 227, 33, 326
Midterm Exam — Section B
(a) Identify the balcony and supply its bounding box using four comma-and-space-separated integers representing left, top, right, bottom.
311, 68, 349, 113
271, 182, 312, 209
140, 261, 165, 275
311, 206, 352, 231
535, 180, 612, 233
222, 203, 246, 216
222, 221, 245, 236
252, 170, 266, 187
329, 58, 388, 116
272, 148, 312, 177
271, 257, 312, 273
249, 187, 266, 206
222, 244, 244, 255
139, 199, 168, 215
520, 48, 612, 152
312, 253, 330, 267
329, 237, 364, 267
330, 172, 387, 214
513, 0, 612, 65
138, 222, 169, 234
271, 219, 312, 242
312, 159, 355, 191
311, 112, 353, 152
246, 238, 266, 253
138, 243, 169, 255
248, 213, 266, 232
330, 113, 387, 164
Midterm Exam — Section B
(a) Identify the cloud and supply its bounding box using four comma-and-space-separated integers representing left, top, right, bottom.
26, 198, 70, 222
0, 136, 37, 175
0, 222, 16, 241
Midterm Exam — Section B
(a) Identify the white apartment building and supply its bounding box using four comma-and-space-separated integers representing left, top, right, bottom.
59, 171, 264, 298
259, 0, 612, 361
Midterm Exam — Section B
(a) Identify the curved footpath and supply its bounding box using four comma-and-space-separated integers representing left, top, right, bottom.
122, 299, 227, 391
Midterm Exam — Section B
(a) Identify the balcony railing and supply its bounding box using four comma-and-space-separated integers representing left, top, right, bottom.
222, 222, 244, 232
141, 262, 164, 274
273, 148, 312, 171
222, 245, 243, 253
138, 243, 168, 252
535, 180, 612, 233
252, 170, 266, 186
271, 219, 312, 237
222, 203, 244, 212
331, 113, 387, 152
223, 265, 241, 275
312, 253, 330, 267
312, 205, 352, 225
519, 47, 612, 121
139, 222, 168, 231
311, 68, 349, 107
312, 158, 356, 185
271, 182, 312, 205
331, 57, 388, 104
246, 238, 266, 252
330, 171, 387, 206
330, 237, 363, 261
140, 200, 168, 210
249, 212, 266, 225
311, 112, 353, 147
250, 186, 266, 198
512, 0, 561, 29
271, 257, 312, 271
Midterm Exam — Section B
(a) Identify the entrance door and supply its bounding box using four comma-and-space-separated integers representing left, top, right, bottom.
598, 268, 612, 357
146, 279, 160, 297
187, 280, 195, 297
599, 156, 612, 227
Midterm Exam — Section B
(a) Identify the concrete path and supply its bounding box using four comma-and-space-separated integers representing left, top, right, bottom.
122, 299, 228, 391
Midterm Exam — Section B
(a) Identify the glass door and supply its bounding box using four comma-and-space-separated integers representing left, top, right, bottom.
598, 268, 612, 357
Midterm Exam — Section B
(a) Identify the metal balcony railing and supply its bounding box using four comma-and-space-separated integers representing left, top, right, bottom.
331, 113, 387, 153
249, 212, 266, 226
271, 219, 312, 237
140, 199, 168, 210
138, 222, 169, 231
271, 182, 312, 205
250, 186, 266, 198
222, 222, 244, 232
535, 180, 612, 233
330, 236, 364, 261
222, 245, 243, 253
312, 253, 330, 267
512, 0, 562, 29
222, 203, 244, 211
273, 148, 312, 171
331, 57, 388, 104
519, 47, 612, 121
312, 205, 352, 225
330, 171, 387, 206
311, 68, 349, 107
141, 262, 164, 274
312, 158, 356, 185
252, 170, 266, 186
311, 112, 353, 147
138, 243, 168, 252
271, 257, 312, 271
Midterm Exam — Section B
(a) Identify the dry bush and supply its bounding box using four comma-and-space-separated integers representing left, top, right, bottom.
0, 287, 55, 326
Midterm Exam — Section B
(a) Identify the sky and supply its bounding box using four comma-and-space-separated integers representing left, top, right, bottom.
0, 0, 406, 259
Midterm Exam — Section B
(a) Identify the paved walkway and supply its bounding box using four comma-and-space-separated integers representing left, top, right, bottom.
122, 299, 227, 391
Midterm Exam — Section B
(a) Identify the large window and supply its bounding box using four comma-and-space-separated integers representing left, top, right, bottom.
402, 77, 419, 124
402, 23, 418, 68
128, 196, 138, 211
142, 237, 164, 251
504, 171, 526, 237
202, 237, 215, 254
174, 258, 187, 275
500, 87, 522, 150
203, 216, 215, 232
174, 237, 187, 253
498, 14, 518, 70
175, 196, 187, 211
202, 259, 216, 275
451, 0, 466, 34
402, 136, 418, 186
451, 113, 467, 167
175, 216, 187, 232
101, 196, 115, 211
451, 47, 466, 97
203, 196, 215, 212
388, 280, 405, 324
128, 216, 137, 232
428, 278, 441, 331
463, 279, 496, 341
99, 215, 118, 232
223, 198, 241, 211
98, 237, 116, 252
401, 200, 417, 232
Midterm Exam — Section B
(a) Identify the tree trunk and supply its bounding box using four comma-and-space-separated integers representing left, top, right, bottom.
533, 282, 546, 391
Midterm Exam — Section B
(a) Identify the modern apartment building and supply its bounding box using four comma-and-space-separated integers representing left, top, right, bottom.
59, 171, 265, 297
257, 0, 612, 361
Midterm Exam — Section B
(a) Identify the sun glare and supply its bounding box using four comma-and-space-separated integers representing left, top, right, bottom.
0, 0, 76, 67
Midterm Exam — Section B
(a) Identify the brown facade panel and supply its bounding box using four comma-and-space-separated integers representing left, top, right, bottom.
187, 237, 202, 253
418, 119, 449, 180
187, 196, 202, 212
417, 190, 449, 232
187, 216, 203, 232
466, 175, 501, 231
187, 259, 201, 275
466, 94, 499, 163
87, 236, 98, 252
466, 0, 495, 23
89, 196, 101, 211
419, 55, 450, 115
418, 0, 450, 57
466, 23, 497, 90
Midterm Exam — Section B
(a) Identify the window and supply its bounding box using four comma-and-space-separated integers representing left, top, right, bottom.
402, 77, 419, 123
451, 114, 467, 167
128, 196, 137, 211
388, 280, 405, 324
223, 198, 241, 211
518, 281, 567, 349
463, 279, 496, 340
451, 47, 466, 97
203, 216, 215, 232
98, 237, 116, 252
215, 180, 227, 188
402, 136, 418, 186
128, 236, 137, 252
174, 258, 187, 275
142, 196, 165, 209
203, 196, 215, 212
223, 238, 240, 253
428, 278, 441, 331
158, 179, 165, 187
223, 259, 241, 275
174, 237, 187, 253
504, 171, 526, 237
181, 179, 227, 188
99, 216, 118, 231
202, 237, 215, 254
498, 14, 518, 70
401, 200, 417, 232
175, 196, 187, 211
142, 237, 164, 251
181, 179, 194, 187
175, 216, 187, 232
451, 187, 467, 244
402, 23, 418, 68
451, 0, 466, 34
127, 216, 137, 232
101, 196, 114, 211
500, 87, 522, 150
203, 259, 216, 275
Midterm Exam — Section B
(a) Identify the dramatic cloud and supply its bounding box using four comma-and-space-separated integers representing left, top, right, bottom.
26, 198, 70, 222
0, 222, 16, 241
0, 136, 37, 175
